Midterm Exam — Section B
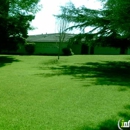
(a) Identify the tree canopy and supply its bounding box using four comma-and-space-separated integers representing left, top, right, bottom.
0, 0, 41, 52
56, 0, 130, 51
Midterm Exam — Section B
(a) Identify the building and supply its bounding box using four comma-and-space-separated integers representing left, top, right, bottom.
17, 33, 130, 55
22, 33, 75, 55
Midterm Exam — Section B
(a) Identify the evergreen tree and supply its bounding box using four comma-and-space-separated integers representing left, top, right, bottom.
56, 1, 130, 52
0, 0, 41, 52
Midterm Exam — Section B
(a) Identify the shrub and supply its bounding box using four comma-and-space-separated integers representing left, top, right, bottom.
25, 43, 35, 55
62, 47, 74, 56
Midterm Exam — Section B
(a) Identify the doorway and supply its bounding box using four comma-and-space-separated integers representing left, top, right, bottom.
81, 43, 89, 54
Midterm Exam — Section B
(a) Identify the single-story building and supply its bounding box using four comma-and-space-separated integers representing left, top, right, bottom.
16, 33, 130, 55
71, 43, 130, 55
71, 44, 121, 55
19, 33, 75, 55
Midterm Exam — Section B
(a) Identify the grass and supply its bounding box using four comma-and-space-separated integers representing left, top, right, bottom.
0, 55, 130, 130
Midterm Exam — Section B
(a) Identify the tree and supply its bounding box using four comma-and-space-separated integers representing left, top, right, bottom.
55, 2, 110, 44
99, 0, 130, 53
55, 1, 130, 53
54, 8, 69, 59
0, 0, 41, 52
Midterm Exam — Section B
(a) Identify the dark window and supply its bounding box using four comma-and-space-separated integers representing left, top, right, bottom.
81, 43, 89, 54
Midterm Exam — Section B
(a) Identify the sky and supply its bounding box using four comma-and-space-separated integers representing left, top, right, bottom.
28, 0, 103, 35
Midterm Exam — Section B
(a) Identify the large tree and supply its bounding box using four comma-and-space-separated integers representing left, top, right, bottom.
55, 1, 130, 53
102, 0, 130, 38
0, 0, 41, 52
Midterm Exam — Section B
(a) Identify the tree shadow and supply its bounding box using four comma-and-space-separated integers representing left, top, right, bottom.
38, 61, 130, 87
75, 104, 130, 130
76, 104, 130, 130
75, 119, 119, 130
118, 104, 130, 121
0, 55, 20, 67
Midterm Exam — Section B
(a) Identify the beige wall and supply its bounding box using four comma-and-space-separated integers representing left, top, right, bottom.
17, 42, 130, 55
34, 42, 68, 55
127, 48, 130, 54
16, 42, 68, 55
71, 44, 120, 55
93, 46, 120, 55
71, 44, 82, 54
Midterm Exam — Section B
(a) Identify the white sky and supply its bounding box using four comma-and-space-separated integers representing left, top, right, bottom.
28, 0, 102, 35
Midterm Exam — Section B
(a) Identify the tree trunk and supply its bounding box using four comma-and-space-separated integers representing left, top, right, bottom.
58, 42, 61, 60
0, 0, 9, 51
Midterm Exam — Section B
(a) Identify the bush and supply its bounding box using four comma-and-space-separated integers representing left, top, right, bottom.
25, 43, 35, 55
62, 47, 74, 55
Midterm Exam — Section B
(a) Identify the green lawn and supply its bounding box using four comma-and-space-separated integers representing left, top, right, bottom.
0, 55, 130, 130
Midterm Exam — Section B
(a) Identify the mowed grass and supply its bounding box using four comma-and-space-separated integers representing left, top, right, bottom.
0, 55, 130, 130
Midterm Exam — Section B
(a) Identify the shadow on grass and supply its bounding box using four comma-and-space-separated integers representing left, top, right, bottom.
118, 104, 130, 121
0, 55, 20, 67
75, 119, 119, 130
38, 61, 130, 87
76, 104, 130, 130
